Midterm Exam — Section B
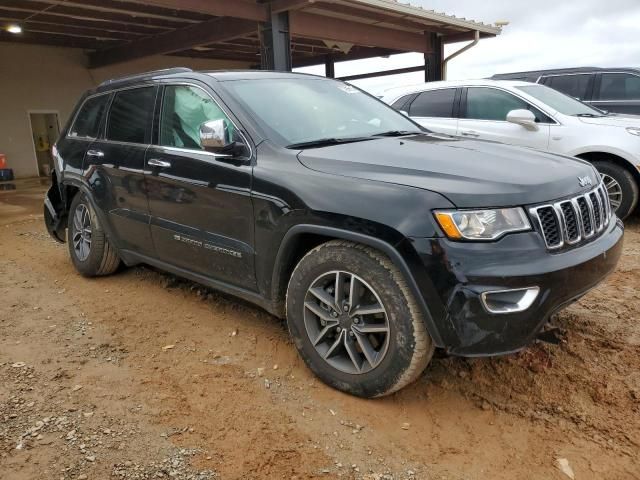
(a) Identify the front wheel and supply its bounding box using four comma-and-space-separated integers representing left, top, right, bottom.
67, 193, 121, 277
286, 240, 434, 398
592, 161, 639, 219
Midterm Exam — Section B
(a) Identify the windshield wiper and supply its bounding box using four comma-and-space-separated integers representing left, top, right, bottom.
286, 137, 373, 149
372, 130, 422, 137
574, 113, 604, 118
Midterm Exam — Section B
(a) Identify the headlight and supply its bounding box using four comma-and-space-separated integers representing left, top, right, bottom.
434, 208, 531, 240
626, 127, 640, 136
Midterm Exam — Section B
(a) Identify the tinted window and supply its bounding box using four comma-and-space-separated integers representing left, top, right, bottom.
598, 73, 640, 100
544, 74, 591, 99
160, 85, 233, 149
106, 87, 156, 144
465, 87, 550, 122
391, 94, 414, 111
409, 89, 456, 117
69, 95, 109, 139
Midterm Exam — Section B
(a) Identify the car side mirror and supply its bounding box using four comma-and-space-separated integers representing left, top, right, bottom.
199, 119, 234, 153
506, 109, 538, 131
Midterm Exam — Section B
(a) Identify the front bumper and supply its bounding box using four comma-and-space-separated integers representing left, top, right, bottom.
410, 217, 624, 356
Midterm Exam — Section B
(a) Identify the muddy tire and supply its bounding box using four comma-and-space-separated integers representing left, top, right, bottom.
286, 240, 434, 398
592, 160, 638, 220
67, 193, 120, 277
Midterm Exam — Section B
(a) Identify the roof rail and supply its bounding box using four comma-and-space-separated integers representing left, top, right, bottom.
98, 67, 193, 88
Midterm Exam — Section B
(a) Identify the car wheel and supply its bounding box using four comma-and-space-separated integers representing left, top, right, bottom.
592, 161, 639, 219
286, 240, 434, 398
67, 193, 120, 277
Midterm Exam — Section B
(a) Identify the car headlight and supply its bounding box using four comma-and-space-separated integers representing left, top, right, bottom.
626, 127, 640, 136
434, 207, 531, 240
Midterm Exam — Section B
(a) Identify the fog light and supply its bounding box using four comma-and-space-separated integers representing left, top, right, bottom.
480, 287, 540, 314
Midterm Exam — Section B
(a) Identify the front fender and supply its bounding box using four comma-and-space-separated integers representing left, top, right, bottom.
271, 224, 446, 347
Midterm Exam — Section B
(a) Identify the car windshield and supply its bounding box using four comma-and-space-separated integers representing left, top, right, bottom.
221, 78, 423, 147
517, 84, 605, 116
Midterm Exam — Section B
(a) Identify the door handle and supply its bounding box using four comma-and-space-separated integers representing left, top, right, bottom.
86, 149, 104, 157
460, 130, 479, 138
148, 158, 172, 168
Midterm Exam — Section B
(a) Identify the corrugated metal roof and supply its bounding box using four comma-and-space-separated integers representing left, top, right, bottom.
350, 0, 502, 35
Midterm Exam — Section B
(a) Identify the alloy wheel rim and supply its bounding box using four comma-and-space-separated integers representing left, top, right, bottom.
303, 270, 390, 375
600, 173, 623, 211
72, 204, 92, 261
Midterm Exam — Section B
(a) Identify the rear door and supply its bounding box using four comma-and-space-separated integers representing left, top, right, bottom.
144, 82, 256, 290
86, 85, 157, 256
57, 93, 110, 181
406, 88, 459, 135
457, 86, 551, 150
592, 72, 640, 114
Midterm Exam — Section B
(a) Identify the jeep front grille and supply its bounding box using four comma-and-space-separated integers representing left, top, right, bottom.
529, 183, 612, 250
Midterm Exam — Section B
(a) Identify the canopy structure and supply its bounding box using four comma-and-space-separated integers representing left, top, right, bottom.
0, 0, 501, 80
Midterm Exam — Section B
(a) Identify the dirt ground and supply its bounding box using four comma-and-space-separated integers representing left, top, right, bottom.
0, 178, 638, 480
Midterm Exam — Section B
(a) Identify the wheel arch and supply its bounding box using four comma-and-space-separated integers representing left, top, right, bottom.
271, 224, 445, 347
574, 150, 640, 185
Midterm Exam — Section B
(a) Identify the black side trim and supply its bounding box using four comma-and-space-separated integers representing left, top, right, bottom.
118, 250, 272, 314
272, 224, 445, 347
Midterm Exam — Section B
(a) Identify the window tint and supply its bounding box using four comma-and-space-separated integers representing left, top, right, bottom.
69, 95, 109, 139
160, 85, 233, 149
598, 73, 640, 100
464, 87, 550, 122
390, 94, 414, 111
106, 87, 156, 144
544, 74, 591, 99
409, 89, 456, 118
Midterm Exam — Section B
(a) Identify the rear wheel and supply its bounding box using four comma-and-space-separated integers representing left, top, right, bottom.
67, 193, 120, 277
592, 160, 638, 219
286, 240, 434, 398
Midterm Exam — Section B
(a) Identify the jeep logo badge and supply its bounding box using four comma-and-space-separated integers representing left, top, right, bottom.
578, 176, 593, 187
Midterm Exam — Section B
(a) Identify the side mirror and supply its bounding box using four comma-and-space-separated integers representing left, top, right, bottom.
199, 119, 233, 153
506, 109, 538, 131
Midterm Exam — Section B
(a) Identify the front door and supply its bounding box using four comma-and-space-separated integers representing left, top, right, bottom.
457, 87, 551, 150
144, 84, 256, 290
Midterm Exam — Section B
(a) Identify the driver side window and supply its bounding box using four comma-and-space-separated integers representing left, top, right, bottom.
160, 85, 233, 149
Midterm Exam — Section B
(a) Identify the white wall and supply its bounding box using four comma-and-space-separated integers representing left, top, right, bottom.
0, 43, 251, 178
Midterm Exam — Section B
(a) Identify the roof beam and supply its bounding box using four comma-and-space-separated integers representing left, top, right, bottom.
289, 11, 431, 53
89, 17, 258, 68
118, 0, 268, 22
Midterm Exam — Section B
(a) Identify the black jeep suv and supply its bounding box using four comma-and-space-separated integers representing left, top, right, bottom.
45, 68, 624, 398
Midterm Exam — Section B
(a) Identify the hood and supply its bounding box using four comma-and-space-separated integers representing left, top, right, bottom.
578, 113, 640, 128
297, 134, 598, 208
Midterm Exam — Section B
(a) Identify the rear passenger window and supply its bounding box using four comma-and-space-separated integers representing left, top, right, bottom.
106, 87, 156, 144
69, 95, 109, 139
409, 89, 456, 118
543, 74, 591, 99
390, 94, 415, 111
598, 73, 640, 100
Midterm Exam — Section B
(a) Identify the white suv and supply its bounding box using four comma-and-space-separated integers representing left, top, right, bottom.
381, 79, 640, 218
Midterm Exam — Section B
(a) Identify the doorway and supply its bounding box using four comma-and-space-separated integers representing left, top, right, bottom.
29, 111, 60, 177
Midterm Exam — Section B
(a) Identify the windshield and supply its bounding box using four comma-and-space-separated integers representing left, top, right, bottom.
221, 78, 423, 147
517, 85, 605, 116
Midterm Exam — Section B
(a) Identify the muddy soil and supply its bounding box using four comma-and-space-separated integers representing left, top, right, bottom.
1, 179, 638, 479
